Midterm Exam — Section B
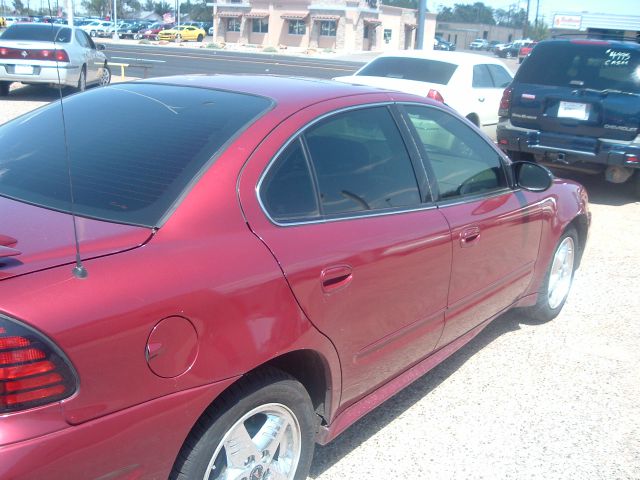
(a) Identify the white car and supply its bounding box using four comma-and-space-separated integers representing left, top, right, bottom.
333, 50, 513, 128
80, 20, 113, 37
0, 23, 111, 95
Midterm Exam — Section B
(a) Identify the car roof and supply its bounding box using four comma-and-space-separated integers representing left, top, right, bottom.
138, 74, 422, 108
374, 49, 508, 67
541, 37, 640, 50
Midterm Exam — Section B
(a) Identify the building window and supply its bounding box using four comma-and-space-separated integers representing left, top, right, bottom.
383, 29, 391, 43
364, 25, 369, 39
320, 20, 336, 37
252, 18, 268, 33
288, 19, 306, 35
227, 18, 241, 32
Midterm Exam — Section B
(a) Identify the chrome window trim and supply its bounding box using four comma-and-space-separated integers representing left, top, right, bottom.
256, 102, 436, 227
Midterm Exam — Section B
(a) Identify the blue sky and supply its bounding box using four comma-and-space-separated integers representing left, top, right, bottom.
430, 0, 637, 24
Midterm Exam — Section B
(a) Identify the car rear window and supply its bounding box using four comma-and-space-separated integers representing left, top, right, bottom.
0, 83, 271, 227
516, 42, 640, 93
356, 57, 458, 85
1, 24, 72, 43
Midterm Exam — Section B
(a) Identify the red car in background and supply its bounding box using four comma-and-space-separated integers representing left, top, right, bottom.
0, 75, 589, 479
140, 21, 174, 40
518, 41, 537, 63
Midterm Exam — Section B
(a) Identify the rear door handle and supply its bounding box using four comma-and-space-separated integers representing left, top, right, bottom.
321, 265, 353, 293
460, 226, 481, 247
478, 97, 485, 102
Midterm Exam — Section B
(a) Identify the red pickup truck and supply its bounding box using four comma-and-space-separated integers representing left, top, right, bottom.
518, 41, 537, 64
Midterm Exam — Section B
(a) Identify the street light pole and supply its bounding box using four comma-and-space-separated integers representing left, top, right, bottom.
416, 0, 426, 49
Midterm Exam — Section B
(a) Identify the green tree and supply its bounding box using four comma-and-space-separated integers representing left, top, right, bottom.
382, 0, 418, 8
12, 0, 25, 14
81, 0, 109, 17
153, 1, 172, 16
437, 2, 495, 25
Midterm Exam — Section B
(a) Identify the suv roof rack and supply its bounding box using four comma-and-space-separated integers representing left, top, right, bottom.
550, 33, 640, 43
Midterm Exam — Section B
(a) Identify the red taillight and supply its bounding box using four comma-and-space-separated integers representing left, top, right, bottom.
499, 87, 512, 117
0, 47, 69, 62
626, 155, 639, 164
427, 89, 445, 103
0, 316, 77, 413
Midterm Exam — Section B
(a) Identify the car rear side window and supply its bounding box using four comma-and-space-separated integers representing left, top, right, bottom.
403, 105, 507, 199
517, 42, 640, 93
304, 106, 421, 216
0, 84, 271, 227
1, 24, 72, 42
472, 64, 494, 88
486, 64, 512, 88
260, 139, 320, 223
356, 57, 457, 85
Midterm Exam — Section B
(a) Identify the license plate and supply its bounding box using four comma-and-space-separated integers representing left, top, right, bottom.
14, 65, 34, 75
558, 101, 589, 120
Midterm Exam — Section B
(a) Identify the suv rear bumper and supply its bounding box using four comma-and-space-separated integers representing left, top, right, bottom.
497, 118, 640, 170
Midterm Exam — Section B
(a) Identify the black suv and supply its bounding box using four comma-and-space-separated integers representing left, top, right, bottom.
497, 38, 640, 197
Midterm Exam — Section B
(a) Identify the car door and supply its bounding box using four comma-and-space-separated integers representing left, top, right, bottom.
471, 64, 501, 126
240, 100, 453, 407
400, 104, 545, 348
75, 29, 99, 82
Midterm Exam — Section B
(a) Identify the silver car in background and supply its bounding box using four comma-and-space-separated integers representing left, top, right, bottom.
0, 23, 111, 96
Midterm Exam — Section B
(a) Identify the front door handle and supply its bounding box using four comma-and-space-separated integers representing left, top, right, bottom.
478, 97, 485, 102
460, 226, 481, 247
321, 265, 353, 293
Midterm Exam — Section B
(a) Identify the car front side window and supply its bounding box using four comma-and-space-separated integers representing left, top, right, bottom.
403, 105, 508, 200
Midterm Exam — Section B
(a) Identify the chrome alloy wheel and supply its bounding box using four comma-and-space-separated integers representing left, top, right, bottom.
547, 236, 575, 310
204, 403, 302, 480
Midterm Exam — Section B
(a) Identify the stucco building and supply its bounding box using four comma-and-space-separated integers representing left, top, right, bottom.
212, 0, 436, 52
550, 11, 640, 40
435, 22, 524, 50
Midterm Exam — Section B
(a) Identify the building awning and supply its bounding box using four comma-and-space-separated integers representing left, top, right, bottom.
281, 12, 309, 20
405, 22, 417, 30
363, 18, 382, 27
217, 11, 243, 18
312, 15, 340, 22
245, 11, 269, 19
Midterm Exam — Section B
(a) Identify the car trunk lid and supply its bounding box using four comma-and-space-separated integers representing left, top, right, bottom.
0, 196, 153, 281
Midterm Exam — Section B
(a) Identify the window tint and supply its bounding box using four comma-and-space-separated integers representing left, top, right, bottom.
404, 106, 507, 199
2, 24, 71, 42
304, 107, 420, 216
357, 57, 457, 85
260, 139, 319, 223
75, 29, 90, 48
486, 64, 512, 88
0, 84, 271, 227
472, 64, 494, 88
516, 42, 640, 93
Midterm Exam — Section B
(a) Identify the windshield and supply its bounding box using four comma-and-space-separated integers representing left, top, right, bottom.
0, 84, 272, 227
356, 57, 458, 85
1, 24, 72, 43
516, 42, 640, 93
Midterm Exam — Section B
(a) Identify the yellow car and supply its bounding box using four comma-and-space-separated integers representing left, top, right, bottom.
157, 25, 206, 42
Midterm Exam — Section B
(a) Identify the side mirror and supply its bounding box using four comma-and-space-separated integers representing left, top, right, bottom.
512, 161, 553, 192
97, 44, 106, 50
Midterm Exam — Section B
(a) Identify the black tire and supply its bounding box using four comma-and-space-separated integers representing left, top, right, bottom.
525, 227, 578, 322
506, 50, 513, 58
170, 368, 316, 480
0, 81, 10, 96
99, 65, 111, 87
77, 66, 87, 92
90, 30, 96, 37
634, 170, 640, 199
197, 34, 203, 42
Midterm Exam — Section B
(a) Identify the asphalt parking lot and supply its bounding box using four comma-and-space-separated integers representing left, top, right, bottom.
1, 72, 638, 479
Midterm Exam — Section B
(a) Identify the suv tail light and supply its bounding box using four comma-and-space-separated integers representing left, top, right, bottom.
0, 315, 77, 413
427, 89, 445, 103
499, 87, 512, 117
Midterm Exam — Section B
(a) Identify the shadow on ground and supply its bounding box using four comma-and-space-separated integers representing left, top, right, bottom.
309, 309, 542, 477
549, 168, 638, 207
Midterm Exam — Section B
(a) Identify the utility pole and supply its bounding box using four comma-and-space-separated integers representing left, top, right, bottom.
416, 0, 426, 49
535, 0, 540, 29
523, 0, 530, 38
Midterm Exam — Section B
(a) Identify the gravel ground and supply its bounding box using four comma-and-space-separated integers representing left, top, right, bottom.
1, 84, 638, 480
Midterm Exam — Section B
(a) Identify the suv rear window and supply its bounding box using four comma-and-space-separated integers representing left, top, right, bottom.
516, 42, 640, 93
356, 57, 458, 85
1, 24, 72, 43
0, 84, 271, 227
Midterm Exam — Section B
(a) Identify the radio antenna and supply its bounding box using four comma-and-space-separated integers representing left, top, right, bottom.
49, 2, 88, 279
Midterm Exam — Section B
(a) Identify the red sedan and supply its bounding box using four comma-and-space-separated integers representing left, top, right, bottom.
0, 75, 589, 479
